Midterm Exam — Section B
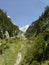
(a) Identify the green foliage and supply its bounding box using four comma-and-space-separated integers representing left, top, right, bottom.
0, 37, 26, 65
20, 6, 49, 65
26, 6, 49, 37
0, 9, 19, 38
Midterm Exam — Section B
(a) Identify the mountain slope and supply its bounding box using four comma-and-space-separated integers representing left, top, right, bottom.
0, 9, 19, 38
26, 6, 49, 38
19, 6, 49, 65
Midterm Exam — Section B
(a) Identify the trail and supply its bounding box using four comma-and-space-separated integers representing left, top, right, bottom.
14, 34, 27, 65
14, 42, 24, 65
14, 52, 22, 65
14, 42, 25, 65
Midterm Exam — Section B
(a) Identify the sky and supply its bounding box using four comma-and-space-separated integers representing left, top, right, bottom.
0, 0, 49, 27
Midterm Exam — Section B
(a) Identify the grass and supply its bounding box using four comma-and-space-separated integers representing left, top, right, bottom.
0, 37, 26, 65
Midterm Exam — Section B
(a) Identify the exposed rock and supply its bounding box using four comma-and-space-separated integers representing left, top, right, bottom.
5, 31, 9, 38
0, 43, 2, 46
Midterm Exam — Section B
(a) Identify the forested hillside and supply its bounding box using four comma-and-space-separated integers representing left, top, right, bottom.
26, 6, 49, 38
0, 9, 19, 38
20, 6, 49, 65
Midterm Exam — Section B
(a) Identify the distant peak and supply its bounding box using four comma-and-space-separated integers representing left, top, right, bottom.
19, 24, 29, 32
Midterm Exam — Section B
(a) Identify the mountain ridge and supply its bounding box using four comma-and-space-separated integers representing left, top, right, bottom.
0, 9, 19, 39
25, 6, 49, 37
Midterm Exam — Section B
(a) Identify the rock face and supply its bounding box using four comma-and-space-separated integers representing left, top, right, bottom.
5, 31, 9, 38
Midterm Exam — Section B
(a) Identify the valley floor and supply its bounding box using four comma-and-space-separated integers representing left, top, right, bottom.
0, 37, 27, 65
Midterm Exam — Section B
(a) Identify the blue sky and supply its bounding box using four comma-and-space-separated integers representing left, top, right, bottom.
0, 0, 49, 27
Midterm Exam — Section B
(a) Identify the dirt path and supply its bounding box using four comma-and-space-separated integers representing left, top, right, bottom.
14, 36, 27, 65
14, 52, 22, 65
